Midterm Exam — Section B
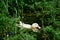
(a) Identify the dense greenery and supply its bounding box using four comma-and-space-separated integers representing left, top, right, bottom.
0, 0, 60, 40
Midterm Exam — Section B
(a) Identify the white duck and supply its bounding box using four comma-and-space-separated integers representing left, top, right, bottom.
18, 21, 41, 32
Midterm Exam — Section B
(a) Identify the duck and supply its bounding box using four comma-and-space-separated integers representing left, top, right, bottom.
18, 21, 41, 32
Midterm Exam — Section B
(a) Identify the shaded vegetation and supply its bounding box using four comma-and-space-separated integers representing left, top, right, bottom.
0, 0, 60, 40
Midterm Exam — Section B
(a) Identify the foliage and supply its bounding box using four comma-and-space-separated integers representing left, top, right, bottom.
0, 0, 60, 40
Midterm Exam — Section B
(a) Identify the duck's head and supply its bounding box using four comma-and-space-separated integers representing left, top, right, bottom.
31, 23, 41, 32
32, 23, 41, 29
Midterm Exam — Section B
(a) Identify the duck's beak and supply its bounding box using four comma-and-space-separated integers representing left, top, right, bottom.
36, 26, 41, 29
38, 27, 41, 29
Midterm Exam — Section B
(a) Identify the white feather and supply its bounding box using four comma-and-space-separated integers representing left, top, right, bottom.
19, 21, 31, 29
